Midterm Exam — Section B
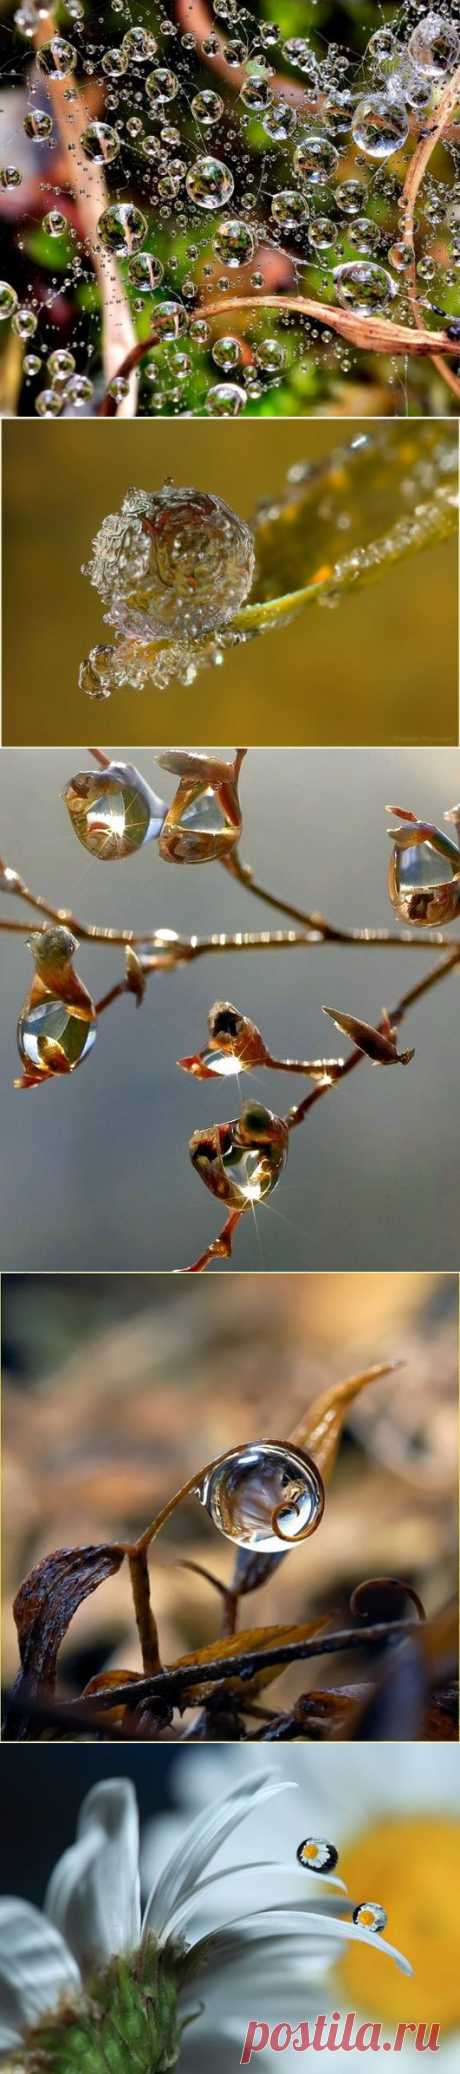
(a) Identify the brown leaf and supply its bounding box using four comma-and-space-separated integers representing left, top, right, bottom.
12, 1542, 124, 1704
156, 751, 233, 781
322, 1005, 414, 1067
167, 1617, 331, 1701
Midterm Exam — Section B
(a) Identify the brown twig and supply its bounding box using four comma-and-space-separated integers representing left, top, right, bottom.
401, 63, 460, 404
287, 947, 460, 1132
61, 1618, 425, 1715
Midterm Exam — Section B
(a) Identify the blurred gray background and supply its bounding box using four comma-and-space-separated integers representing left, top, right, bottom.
0, 745, 458, 1270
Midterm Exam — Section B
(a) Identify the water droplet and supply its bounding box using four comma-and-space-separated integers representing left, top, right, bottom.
191, 90, 224, 125
271, 190, 308, 231
211, 335, 242, 370
85, 485, 254, 644
408, 12, 459, 76
240, 69, 273, 112
195, 1440, 324, 1550
47, 348, 75, 383
333, 261, 397, 315
352, 93, 409, 160
17, 999, 96, 1076
122, 26, 157, 64
128, 252, 164, 292
65, 374, 93, 408
35, 389, 64, 417
186, 155, 234, 209
294, 134, 339, 184
388, 833, 460, 925
12, 306, 37, 339
42, 211, 68, 239
23, 110, 53, 140
0, 282, 18, 321
145, 66, 179, 105
263, 102, 297, 142
37, 36, 77, 77
97, 203, 147, 255
63, 762, 166, 859
159, 769, 242, 863
353, 1902, 388, 1933
189, 1101, 288, 1208
297, 1838, 339, 1874
214, 219, 255, 270
0, 165, 22, 189
80, 121, 120, 164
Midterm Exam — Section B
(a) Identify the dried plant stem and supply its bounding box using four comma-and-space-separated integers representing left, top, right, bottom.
62, 1617, 423, 1716
185, 1208, 246, 1274
287, 946, 460, 1133
401, 64, 460, 405
127, 1549, 161, 1675
34, 22, 137, 415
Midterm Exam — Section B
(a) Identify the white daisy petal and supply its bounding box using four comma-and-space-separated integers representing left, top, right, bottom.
45, 1780, 141, 1972
169, 1869, 353, 1938
185, 1908, 412, 1977
0, 1898, 80, 2045
143, 1773, 297, 1939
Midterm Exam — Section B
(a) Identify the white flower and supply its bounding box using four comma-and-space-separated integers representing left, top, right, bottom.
0, 1770, 410, 2073
142, 1747, 460, 2070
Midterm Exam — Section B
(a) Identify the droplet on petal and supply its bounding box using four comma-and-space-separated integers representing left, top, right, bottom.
194, 1439, 324, 1550
63, 762, 166, 859
353, 1901, 388, 1933
297, 1838, 339, 1874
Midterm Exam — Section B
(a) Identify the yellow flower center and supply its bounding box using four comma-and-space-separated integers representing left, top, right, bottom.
338, 1816, 460, 2031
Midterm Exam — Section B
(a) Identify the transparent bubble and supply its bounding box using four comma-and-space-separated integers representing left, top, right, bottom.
388, 833, 460, 925
186, 155, 234, 210
97, 203, 147, 255
159, 765, 242, 865
17, 999, 96, 1076
23, 110, 53, 140
388, 240, 413, 272
0, 282, 18, 320
297, 1839, 338, 1874
336, 180, 367, 216
37, 36, 77, 77
214, 218, 255, 266
80, 122, 120, 164
263, 102, 297, 141
85, 485, 255, 643
194, 1440, 324, 1550
42, 211, 68, 239
35, 389, 64, 416
353, 1902, 388, 1933
145, 67, 179, 105
294, 134, 339, 184
352, 93, 409, 160
207, 381, 246, 414
12, 306, 37, 339
48, 348, 76, 382
102, 49, 128, 76
271, 190, 308, 230
128, 252, 164, 292
256, 337, 285, 371
240, 70, 273, 112
211, 334, 242, 369
191, 90, 224, 124
0, 166, 22, 189
65, 374, 93, 407
333, 261, 397, 315
408, 11, 459, 76
63, 762, 165, 859
122, 26, 157, 64
23, 354, 41, 376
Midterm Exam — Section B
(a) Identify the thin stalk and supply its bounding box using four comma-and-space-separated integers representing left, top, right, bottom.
287, 947, 460, 1132
62, 1618, 423, 1714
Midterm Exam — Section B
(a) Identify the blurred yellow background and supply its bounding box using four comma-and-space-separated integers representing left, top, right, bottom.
3, 420, 458, 746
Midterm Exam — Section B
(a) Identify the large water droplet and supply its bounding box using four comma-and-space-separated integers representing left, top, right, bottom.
17, 999, 96, 1076
185, 155, 234, 209
160, 776, 241, 863
408, 12, 459, 76
97, 203, 147, 254
63, 763, 166, 859
297, 1838, 339, 1873
352, 92, 409, 159
214, 219, 255, 266
37, 37, 77, 76
333, 261, 397, 315
294, 134, 339, 184
388, 838, 460, 925
189, 1103, 288, 1207
195, 1440, 324, 1550
353, 1902, 388, 1933
80, 121, 120, 165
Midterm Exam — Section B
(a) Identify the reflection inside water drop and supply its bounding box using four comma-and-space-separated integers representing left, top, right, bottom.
17, 999, 96, 1075
195, 1440, 325, 1550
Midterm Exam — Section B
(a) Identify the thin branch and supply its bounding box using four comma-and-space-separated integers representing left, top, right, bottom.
61, 1618, 424, 1715
287, 947, 460, 1133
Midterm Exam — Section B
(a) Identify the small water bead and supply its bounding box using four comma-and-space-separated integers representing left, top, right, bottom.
0, 283, 18, 320
308, 216, 337, 252
102, 49, 128, 76
256, 338, 285, 372
297, 1839, 338, 1874
263, 103, 297, 142
388, 241, 413, 272
80, 122, 120, 164
336, 181, 367, 216
214, 218, 255, 266
333, 262, 397, 316
108, 376, 130, 405
37, 36, 77, 76
191, 90, 224, 125
63, 761, 166, 859
23, 354, 41, 377
65, 374, 93, 407
79, 644, 115, 699
97, 203, 147, 254
408, 12, 460, 76
145, 67, 179, 106
194, 1441, 324, 1552
128, 252, 163, 292
23, 110, 53, 140
353, 1903, 388, 1934
212, 335, 242, 369
207, 382, 246, 414
47, 348, 76, 383
12, 306, 37, 339
35, 389, 64, 417
352, 93, 409, 160
271, 190, 308, 231
122, 26, 157, 64
283, 38, 319, 83
42, 211, 68, 238
0, 166, 22, 189
185, 156, 234, 210
294, 134, 339, 185
240, 70, 273, 112
368, 28, 398, 72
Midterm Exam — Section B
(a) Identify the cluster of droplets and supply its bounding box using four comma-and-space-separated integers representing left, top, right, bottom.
1, 4, 460, 414
80, 482, 254, 696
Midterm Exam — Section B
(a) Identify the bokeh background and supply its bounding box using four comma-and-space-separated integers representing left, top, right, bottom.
0, 746, 459, 1270
3, 1271, 457, 1710
3, 419, 458, 745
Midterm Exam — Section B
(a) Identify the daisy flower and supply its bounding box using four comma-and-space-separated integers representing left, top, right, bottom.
143, 1746, 460, 2069
0, 1768, 410, 2073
